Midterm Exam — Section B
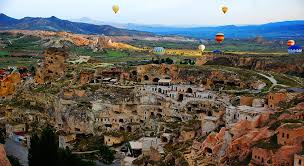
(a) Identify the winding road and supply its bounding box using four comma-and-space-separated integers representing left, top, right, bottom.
257, 73, 288, 92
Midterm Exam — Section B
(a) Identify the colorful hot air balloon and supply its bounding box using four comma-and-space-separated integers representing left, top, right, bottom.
215, 33, 225, 44
222, 6, 228, 14
153, 47, 165, 55
287, 40, 295, 47
198, 45, 206, 52
112, 5, 120, 14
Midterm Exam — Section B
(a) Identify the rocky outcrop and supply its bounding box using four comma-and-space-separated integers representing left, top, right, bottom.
0, 72, 21, 97
35, 47, 68, 84
200, 128, 232, 160
226, 127, 274, 161
206, 54, 304, 76
0, 144, 11, 166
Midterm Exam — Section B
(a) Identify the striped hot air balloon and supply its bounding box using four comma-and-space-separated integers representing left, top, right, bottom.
215, 33, 225, 44
153, 47, 165, 55
287, 40, 295, 47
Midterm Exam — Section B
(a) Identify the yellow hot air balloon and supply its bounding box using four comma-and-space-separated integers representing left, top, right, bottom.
112, 5, 119, 14
222, 6, 228, 14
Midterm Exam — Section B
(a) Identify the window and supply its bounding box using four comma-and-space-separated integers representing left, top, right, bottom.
299, 159, 302, 165
282, 133, 285, 138
287, 134, 289, 139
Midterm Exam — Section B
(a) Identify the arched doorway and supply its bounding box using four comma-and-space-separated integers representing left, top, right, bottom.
153, 78, 160, 83
205, 147, 212, 153
161, 137, 168, 143
144, 75, 149, 81
186, 88, 193, 93
131, 71, 137, 76
158, 88, 162, 93
120, 127, 125, 131
165, 68, 170, 75
178, 94, 184, 102
127, 126, 132, 132
207, 111, 212, 116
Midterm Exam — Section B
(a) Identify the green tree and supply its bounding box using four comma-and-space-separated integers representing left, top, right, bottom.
29, 126, 96, 166
165, 58, 174, 64
39, 126, 58, 166
99, 145, 115, 164
28, 126, 58, 166
7, 155, 22, 166
28, 133, 40, 166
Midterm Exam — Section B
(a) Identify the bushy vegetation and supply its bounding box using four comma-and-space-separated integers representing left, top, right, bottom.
99, 145, 115, 164
28, 126, 96, 166
7, 155, 22, 166
255, 134, 281, 150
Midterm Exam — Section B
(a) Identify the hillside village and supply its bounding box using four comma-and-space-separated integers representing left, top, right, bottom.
0, 46, 303, 166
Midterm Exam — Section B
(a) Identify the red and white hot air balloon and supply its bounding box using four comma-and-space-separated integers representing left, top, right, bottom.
287, 40, 295, 47
215, 33, 225, 44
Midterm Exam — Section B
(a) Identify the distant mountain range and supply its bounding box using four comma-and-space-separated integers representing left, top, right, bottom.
1, 13, 303, 39
125, 21, 304, 39
72, 17, 304, 39
0, 14, 152, 36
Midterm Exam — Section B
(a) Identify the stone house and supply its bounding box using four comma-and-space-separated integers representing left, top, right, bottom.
240, 96, 254, 106
294, 154, 304, 166
79, 70, 95, 85
251, 147, 274, 166
267, 92, 287, 109
59, 134, 76, 149
251, 145, 302, 166
179, 130, 195, 142
104, 134, 124, 146
5, 123, 26, 136
277, 123, 304, 146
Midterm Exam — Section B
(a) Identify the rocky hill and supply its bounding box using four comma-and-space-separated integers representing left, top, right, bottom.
0, 14, 153, 36
205, 53, 304, 77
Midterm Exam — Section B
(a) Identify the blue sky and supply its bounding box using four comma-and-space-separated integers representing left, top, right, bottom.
0, 0, 303, 26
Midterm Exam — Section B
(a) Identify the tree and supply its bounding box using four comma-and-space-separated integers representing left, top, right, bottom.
28, 126, 58, 166
28, 133, 40, 166
39, 126, 58, 166
99, 145, 115, 164
28, 126, 96, 166
165, 58, 174, 64
7, 155, 22, 166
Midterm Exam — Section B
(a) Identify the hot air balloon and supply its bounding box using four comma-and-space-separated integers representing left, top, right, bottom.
215, 33, 225, 44
198, 45, 206, 52
112, 5, 120, 14
153, 47, 165, 55
287, 40, 295, 47
222, 6, 228, 14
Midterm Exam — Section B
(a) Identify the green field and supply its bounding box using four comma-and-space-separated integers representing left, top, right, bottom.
126, 38, 304, 53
